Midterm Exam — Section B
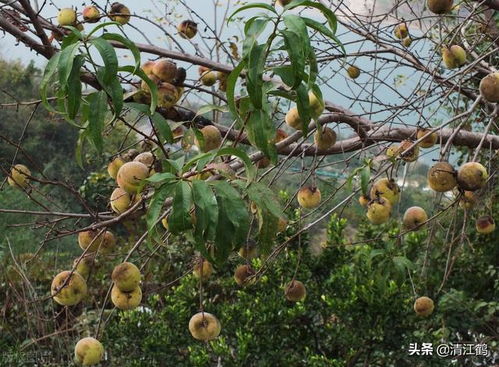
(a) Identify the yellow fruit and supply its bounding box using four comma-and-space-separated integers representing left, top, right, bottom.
366, 197, 392, 224
152, 59, 177, 83
417, 128, 438, 148
297, 186, 321, 209
309, 91, 325, 119
7, 164, 31, 189
51, 271, 87, 306
398, 140, 419, 162
110, 187, 131, 214
111, 284, 142, 310
370, 178, 400, 206
386, 146, 398, 158
402, 206, 428, 231
195, 125, 222, 152
107, 157, 124, 179
116, 161, 149, 194
73, 256, 93, 279
358, 195, 370, 207
200, 71, 217, 86
74, 337, 104, 366
140, 73, 161, 92
457, 162, 488, 191
394, 23, 408, 39
414, 296, 434, 317
402, 37, 412, 47
112, 262, 141, 292
427, 162, 457, 192
475, 215, 495, 234
133, 152, 155, 171
57, 8, 76, 26
347, 65, 360, 79
314, 127, 337, 150
157, 82, 180, 108
161, 216, 169, 230
100, 231, 117, 254
234, 264, 255, 286
285, 107, 302, 130
78, 230, 115, 253
284, 280, 306, 302
188, 312, 221, 341
458, 191, 476, 210
442, 45, 466, 69
193, 259, 213, 280
427, 0, 453, 14
109, 2, 130, 25
198, 65, 210, 76
82, 6, 100, 23
141, 60, 156, 75
479, 72, 499, 103
177, 20, 198, 39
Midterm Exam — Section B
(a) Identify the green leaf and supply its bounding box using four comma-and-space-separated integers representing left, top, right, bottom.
196, 104, 229, 117
246, 42, 267, 108
75, 129, 87, 169
302, 17, 336, 40
87, 90, 108, 152
245, 181, 284, 219
90, 37, 118, 84
295, 83, 311, 134
360, 166, 370, 196
192, 180, 219, 242
283, 14, 310, 56
66, 55, 85, 120
226, 61, 246, 122
245, 181, 285, 254
215, 147, 256, 182
280, 30, 305, 88
228, 3, 277, 23
40, 53, 61, 112
243, 17, 271, 57
147, 172, 177, 183
182, 152, 215, 174
286, 0, 338, 34
163, 157, 185, 174
58, 42, 80, 87
61, 30, 81, 49
169, 181, 193, 234
96, 67, 123, 115
146, 182, 176, 232
307, 49, 319, 88
246, 108, 277, 164
211, 181, 250, 263
266, 89, 295, 100
256, 209, 279, 254
272, 65, 296, 87
101, 33, 141, 72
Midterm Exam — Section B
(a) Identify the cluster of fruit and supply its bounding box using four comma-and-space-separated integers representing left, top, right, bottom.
358, 133, 494, 236
50, 260, 141, 365
284, 90, 338, 153
53, 3, 129, 40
